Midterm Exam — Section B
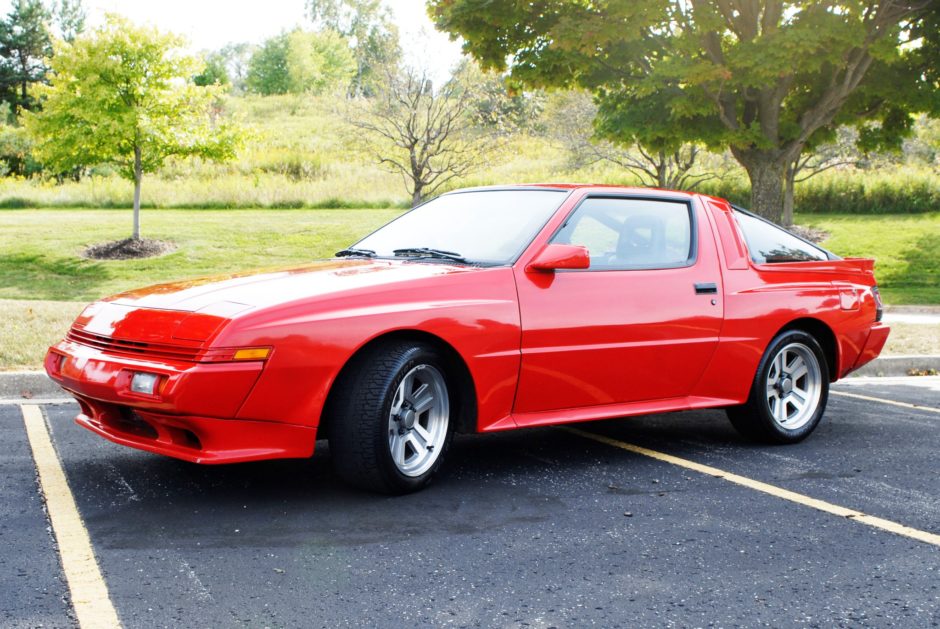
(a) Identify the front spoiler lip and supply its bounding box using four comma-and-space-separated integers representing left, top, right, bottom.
73, 400, 316, 464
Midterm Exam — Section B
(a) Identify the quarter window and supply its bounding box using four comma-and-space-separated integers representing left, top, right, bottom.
552, 198, 694, 270
733, 210, 829, 263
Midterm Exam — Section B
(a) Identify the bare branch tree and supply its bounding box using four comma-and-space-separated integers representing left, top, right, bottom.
549, 91, 717, 190
783, 127, 861, 225
350, 64, 494, 206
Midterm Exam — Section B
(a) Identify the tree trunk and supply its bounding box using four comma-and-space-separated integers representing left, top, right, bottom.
132, 146, 142, 240
742, 158, 786, 224
656, 151, 668, 188
783, 161, 797, 227
411, 183, 423, 208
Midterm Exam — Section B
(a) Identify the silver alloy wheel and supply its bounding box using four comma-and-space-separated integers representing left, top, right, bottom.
387, 364, 450, 477
765, 341, 823, 430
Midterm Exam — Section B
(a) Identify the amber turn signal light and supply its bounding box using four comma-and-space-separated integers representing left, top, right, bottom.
232, 348, 272, 361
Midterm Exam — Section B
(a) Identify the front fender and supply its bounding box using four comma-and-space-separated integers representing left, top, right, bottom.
220, 268, 522, 431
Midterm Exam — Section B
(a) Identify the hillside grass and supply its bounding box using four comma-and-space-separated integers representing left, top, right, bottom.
807, 212, 940, 305
0, 93, 936, 213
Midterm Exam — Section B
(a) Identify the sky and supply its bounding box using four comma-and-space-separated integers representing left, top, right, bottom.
0, 0, 465, 79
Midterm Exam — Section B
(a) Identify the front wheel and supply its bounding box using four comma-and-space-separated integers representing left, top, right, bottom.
328, 340, 454, 494
726, 330, 829, 443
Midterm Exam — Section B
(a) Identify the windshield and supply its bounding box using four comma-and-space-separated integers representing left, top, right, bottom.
353, 189, 567, 265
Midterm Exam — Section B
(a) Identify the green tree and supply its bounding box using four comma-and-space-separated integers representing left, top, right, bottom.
306, 0, 400, 95
246, 33, 291, 95
25, 15, 244, 240
247, 30, 356, 95
548, 90, 716, 190
286, 29, 355, 94
460, 60, 545, 135
52, 0, 85, 43
194, 50, 231, 87
0, 103, 38, 176
0, 0, 52, 116
431, 0, 938, 223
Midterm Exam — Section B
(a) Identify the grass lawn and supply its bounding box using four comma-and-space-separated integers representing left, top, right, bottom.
0, 299, 84, 369
805, 212, 940, 305
0, 208, 937, 369
0, 207, 400, 302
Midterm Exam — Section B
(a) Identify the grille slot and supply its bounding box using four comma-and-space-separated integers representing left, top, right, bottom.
67, 327, 205, 362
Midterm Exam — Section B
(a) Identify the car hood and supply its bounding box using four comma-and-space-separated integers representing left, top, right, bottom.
104, 259, 483, 315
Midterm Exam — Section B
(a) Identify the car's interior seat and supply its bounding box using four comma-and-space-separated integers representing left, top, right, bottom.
613, 214, 665, 266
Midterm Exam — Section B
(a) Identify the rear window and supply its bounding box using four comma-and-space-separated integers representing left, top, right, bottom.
733, 210, 829, 264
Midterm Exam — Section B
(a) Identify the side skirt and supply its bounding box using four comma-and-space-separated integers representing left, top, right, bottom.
482, 395, 741, 432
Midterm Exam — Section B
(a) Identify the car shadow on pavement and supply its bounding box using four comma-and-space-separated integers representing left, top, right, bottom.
57, 413, 748, 549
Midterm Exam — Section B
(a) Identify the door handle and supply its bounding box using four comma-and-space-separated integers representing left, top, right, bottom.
694, 282, 718, 295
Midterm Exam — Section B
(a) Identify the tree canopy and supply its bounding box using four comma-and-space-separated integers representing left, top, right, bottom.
194, 50, 231, 87
431, 0, 939, 223
286, 29, 356, 94
25, 15, 244, 239
0, 0, 52, 116
52, 0, 86, 43
306, 0, 400, 95
246, 29, 356, 95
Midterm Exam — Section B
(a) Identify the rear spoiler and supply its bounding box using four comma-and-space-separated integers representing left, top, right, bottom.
841, 257, 876, 275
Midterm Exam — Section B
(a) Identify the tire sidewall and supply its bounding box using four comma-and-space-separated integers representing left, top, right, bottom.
372, 344, 455, 493
753, 330, 830, 442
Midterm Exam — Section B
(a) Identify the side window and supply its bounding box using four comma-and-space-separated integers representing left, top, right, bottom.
552, 197, 693, 270
567, 215, 619, 256
733, 210, 829, 263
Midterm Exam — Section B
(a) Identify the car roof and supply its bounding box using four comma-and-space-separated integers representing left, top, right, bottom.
445, 183, 697, 198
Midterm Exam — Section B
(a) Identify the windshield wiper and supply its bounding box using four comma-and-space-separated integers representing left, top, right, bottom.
335, 247, 376, 258
392, 247, 470, 263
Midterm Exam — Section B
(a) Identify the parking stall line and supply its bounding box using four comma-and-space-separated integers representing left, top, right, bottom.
20, 404, 122, 629
0, 398, 75, 406
563, 426, 940, 548
831, 390, 940, 414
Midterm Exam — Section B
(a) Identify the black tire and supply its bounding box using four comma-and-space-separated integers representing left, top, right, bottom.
726, 329, 830, 444
327, 340, 455, 494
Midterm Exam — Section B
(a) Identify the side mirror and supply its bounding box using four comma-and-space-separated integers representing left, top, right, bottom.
526, 244, 590, 272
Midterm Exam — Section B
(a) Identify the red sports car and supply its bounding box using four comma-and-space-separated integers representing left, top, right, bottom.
46, 185, 889, 493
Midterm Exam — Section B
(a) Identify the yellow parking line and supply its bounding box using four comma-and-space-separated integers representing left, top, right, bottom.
21, 405, 122, 628
563, 426, 940, 548
831, 390, 940, 414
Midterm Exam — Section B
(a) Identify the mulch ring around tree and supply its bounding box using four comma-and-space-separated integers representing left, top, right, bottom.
83, 238, 177, 260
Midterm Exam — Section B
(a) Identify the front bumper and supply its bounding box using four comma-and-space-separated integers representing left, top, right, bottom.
74, 400, 315, 464
45, 341, 316, 463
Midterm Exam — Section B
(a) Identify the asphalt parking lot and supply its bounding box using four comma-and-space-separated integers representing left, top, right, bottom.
2, 378, 938, 628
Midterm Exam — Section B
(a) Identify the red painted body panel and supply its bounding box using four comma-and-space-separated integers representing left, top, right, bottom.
75, 403, 315, 464
512, 196, 724, 415
45, 185, 889, 464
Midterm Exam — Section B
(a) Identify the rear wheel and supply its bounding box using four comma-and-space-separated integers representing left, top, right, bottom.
328, 340, 454, 494
727, 329, 829, 443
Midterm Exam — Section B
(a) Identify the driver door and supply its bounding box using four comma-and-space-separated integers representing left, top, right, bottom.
512, 196, 724, 415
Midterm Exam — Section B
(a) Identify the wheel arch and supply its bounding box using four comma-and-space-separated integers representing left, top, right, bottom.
318, 329, 479, 441
778, 317, 839, 382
